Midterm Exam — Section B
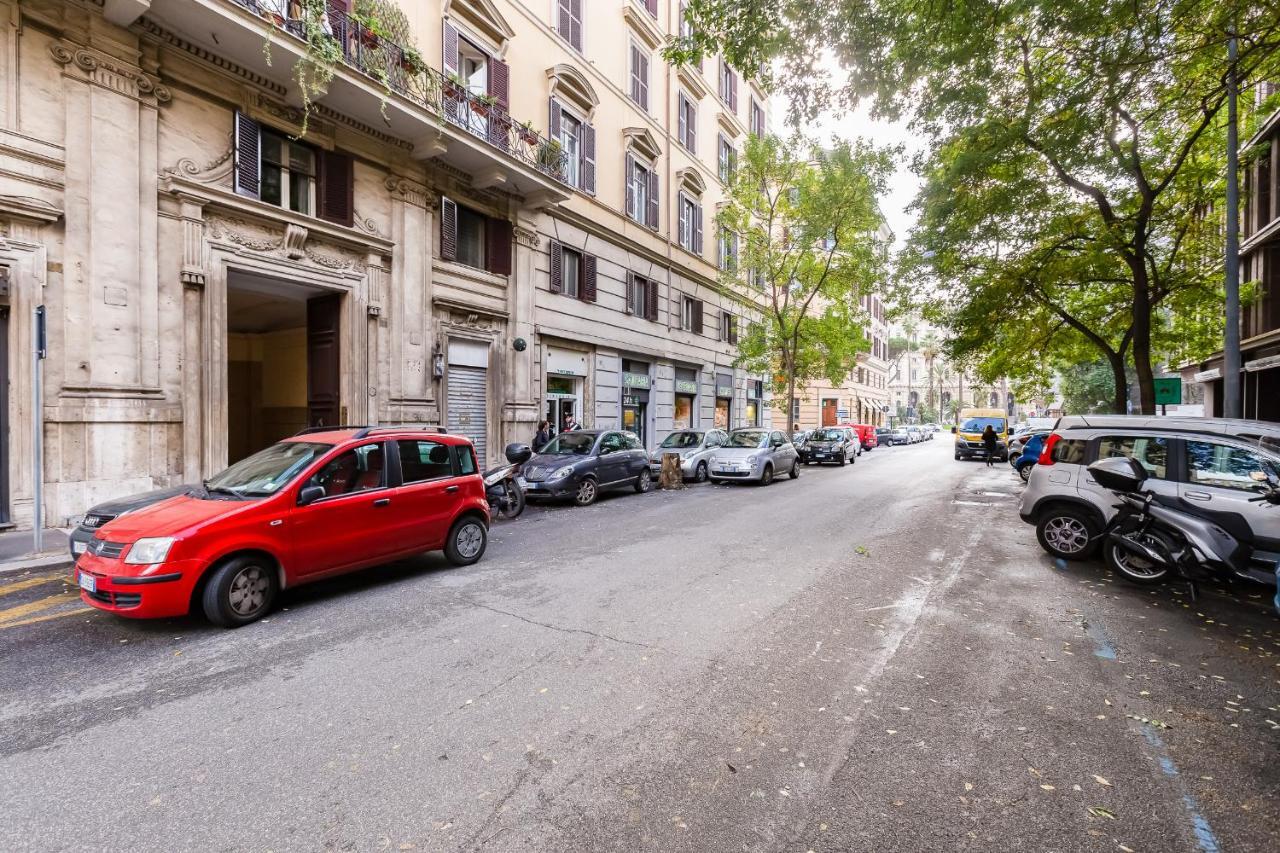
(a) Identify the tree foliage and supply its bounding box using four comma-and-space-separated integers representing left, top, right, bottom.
724, 135, 893, 423
670, 0, 1280, 414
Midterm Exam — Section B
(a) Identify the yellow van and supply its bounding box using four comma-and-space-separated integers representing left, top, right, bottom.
953, 408, 1011, 461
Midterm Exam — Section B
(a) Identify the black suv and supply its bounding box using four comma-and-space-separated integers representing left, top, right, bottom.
803, 427, 858, 466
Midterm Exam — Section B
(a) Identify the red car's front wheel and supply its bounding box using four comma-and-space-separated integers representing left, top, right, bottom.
202, 556, 278, 627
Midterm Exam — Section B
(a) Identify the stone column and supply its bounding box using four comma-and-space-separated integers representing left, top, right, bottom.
502, 219, 540, 446
384, 175, 437, 423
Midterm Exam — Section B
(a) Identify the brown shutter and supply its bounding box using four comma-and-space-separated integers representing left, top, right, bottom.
729, 69, 738, 111
317, 150, 354, 227
624, 273, 635, 314
692, 299, 704, 334
646, 169, 659, 230
677, 190, 686, 245
549, 97, 562, 140
582, 121, 596, 194
549, 240, 563, 293
557, 0, 571, 41
624, 153, 636, 219
580, 253, 597, 303
677, 95, 687, 146
630, 45, 640, 103
486, 217, 512, 276
693, 202, 703, 254
639, 51, 650, 110
645, 279, 659, 322
489, 57, 509, 112
233, 111, 260, 199
645, 0, 657, 16
440, 197, 458, 261
687, 99, 696, 151
443, 20, 459, 77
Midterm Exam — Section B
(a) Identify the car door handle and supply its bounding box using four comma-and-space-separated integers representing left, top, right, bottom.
1184, 490, 1212, 501
445, 485, 460, 493
372, 497, 391, 507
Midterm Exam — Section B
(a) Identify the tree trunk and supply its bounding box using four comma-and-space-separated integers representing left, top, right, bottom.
1106, 350, 1129, 414
1126, 254, 1155, 414
659, 452, 684, 490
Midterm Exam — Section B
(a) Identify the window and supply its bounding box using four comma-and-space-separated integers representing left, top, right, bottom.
440, 198, 513, 275
454, 444, 477, 475
626, 155, 658, 229
718, 229, 738, 271
562, 246, 582, 297
397, 440, 454, 483
717, 135, 736, 184
550, 99, 596, 194
307, 444, 386, 498
677, 93, 697, 152
720, 312, 738, 343
623, 432, 644, 450
1097, 436, 1169, 479
557, 0, 583, 52
642, 0, 658, 19
599, 432, 625, 453
1186, 441, 1279, 491
678, 193, 702, 254
550, 241, 598, 303
560, 111, 581, 188
627, 273, 651, 318
1051, 439, 1088, 465
234, 112, 353, 226
630, 43, 650, 111
719, 59, 738, 110
750, 98, 765, 137
260, 129, 316, 215
680, 296, 703, 333
678, 0, 694, 39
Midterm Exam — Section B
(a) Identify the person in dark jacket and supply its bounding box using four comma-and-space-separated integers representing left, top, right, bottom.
981, 424, 999, 467
533, 420, 552, 450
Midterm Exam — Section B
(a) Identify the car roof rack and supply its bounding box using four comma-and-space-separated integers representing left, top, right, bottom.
293, 424, 375, 436
353, 425, 449, 438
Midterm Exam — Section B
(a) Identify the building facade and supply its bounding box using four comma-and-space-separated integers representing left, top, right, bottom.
0, 0, 772, 531
788, 289, 891, 430
1182, 83, 1280, 422
887, 339, 1018, 425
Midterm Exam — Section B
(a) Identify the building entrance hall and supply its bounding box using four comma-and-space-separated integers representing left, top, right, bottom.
225, 271, 342, 463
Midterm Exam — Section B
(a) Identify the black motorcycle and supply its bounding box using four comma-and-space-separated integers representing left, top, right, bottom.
1088, 457, 1280, 600
484, 443, 532, 520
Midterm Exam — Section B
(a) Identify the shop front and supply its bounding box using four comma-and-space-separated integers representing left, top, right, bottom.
745, 380, 763, 427
621, 359, 651, 445
545, 345, 588, 433
674, 367, 699, 429
715, 373, 733, 429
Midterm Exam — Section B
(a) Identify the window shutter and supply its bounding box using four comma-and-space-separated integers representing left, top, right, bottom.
639, 52, 649, 110
233, 111, 260, 199
443, 20, 459, 77
646, 169, 659, 230
557, 0, 571, 44
317, 150, 354, 227
693, 203, 703, 254
581, 253, 597, 303
549, 240, 563, 293
582, 121, 596, 194
570, 0, 582, 51
486, 217, 513, 276
489, 58, 509, 112
646, 279, 659, 322
692, 299, 704, 334
729, 69, 738, 111
687, 100, 696, 151
677, 95, 687, 147
624, 153, 636, 219
624, 273, 635, 314
440, 197, 458, 262
645, 0, 657, 17
549, 97, 562, 141
630, 45, 640, 104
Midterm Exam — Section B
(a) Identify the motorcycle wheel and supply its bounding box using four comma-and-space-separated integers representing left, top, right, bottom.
500, 480, 526, 519
1104, 530, 1174, 585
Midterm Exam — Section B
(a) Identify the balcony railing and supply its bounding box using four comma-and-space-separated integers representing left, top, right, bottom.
229, 0, 570, 185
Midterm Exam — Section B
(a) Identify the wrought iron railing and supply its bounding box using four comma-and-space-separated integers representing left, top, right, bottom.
229, 0, 570, 185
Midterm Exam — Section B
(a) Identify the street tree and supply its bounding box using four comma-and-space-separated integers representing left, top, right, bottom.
724, 134, 892, 427
670, 0, 1280, 413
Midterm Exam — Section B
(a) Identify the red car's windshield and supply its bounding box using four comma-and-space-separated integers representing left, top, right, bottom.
204, 441, 331, 497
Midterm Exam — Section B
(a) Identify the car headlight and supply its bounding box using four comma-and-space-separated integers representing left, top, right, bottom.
709, 455, 718, 463
549, 465, 575, 481
124, 537, 175, 565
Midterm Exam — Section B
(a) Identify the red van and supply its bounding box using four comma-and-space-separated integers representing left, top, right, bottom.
841, 423, 878, 452
74, 426, 490, 627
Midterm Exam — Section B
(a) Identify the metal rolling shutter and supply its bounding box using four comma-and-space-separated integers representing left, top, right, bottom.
447, 365, 487, 463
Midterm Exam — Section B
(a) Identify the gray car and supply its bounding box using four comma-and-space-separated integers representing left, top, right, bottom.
68, 483, 196, 559
649, 428, 729, 483
707, 428, 800, 485
519, 430, 652, 506
1020, 416, 1280, 585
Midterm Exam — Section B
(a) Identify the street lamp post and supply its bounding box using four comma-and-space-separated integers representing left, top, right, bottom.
1223, 26, 1242, 418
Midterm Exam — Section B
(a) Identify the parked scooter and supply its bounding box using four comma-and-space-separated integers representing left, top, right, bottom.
1087, 457, 1280, 602
485, 443, 533, 520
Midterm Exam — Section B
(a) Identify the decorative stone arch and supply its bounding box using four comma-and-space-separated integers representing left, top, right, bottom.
676, 167, 707, 198
623, 127, 662, 163
546, 64, 600, 121
443, 0, 516, 57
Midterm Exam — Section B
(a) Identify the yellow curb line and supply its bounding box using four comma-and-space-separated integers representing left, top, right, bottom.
0, 605, 94, 630
0, 591, 82, 626
0, 575, 70, 597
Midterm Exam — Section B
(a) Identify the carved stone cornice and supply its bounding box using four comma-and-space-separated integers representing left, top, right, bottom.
384, 175, 435, 210
513, 225, 539, 249
162, 133, 233, 185
352, 210, 388, 239
205, 212, 366, 272
50, 43, 172, 105
136, 17, 287, 97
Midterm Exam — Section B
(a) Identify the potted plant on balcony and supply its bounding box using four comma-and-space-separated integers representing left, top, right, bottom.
348, 9, 384, 49
472, 93, 497, 118
517, 120, 539, 146
537, 138, 564, 174
399, 45, 426, 76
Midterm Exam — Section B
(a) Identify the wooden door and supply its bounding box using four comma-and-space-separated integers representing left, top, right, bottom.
306, 294, 342, 429
821, 398, 837, 427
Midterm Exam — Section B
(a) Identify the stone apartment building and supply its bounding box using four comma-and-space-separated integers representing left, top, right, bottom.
1182, 83, 1280, 422
788, 288, 891, 430
887, 335, 1017, 425
0, 0, 773, 531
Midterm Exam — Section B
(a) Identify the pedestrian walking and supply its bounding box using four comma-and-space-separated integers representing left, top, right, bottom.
981, 424, 998, 467
533, 420, 552, 450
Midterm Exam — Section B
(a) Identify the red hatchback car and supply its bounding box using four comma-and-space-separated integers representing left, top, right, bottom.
74, 426, 490, 627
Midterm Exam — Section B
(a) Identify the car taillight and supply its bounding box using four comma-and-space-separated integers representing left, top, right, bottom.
1039, 433, 1061, 465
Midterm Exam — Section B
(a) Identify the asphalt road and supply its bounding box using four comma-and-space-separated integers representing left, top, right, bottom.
2, 439, 1278, 852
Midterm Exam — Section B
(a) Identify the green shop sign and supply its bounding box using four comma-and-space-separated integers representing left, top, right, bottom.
622, 372, 651, 389
674, 380, 698, 394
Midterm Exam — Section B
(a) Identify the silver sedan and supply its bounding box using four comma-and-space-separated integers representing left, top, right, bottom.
707, 428, 800, 485
649, 428, 729, 483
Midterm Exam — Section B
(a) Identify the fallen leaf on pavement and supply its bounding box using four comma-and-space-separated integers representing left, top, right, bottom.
1092, 775, 1113, 787
1088, 806, 1117, 819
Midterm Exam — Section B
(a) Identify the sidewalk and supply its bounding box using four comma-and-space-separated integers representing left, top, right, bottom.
0, 527, 72, 575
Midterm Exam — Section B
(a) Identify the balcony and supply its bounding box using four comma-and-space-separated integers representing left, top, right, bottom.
141, 0, 572, 202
